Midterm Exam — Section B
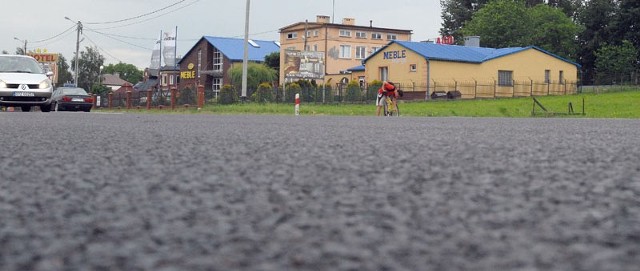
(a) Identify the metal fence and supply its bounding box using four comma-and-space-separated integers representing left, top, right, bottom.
96, 79, 581, 109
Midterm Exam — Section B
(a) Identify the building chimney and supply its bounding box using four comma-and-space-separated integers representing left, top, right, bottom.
370, 20, 373, 27
464, 36, 480, 47
342, 18, 355, 25
317, 15, 330, 24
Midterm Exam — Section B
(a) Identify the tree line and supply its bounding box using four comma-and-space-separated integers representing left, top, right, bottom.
440, 0, 639, 85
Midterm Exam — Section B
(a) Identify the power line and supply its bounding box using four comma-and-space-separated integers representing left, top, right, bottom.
84, 0, 188, 25
89, 0, 200, 30
85, 28, 154, 51
82, 32, 123, 63
29, 25, 77, 44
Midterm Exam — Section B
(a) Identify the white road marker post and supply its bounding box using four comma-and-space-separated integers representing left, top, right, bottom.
295, 93, 300, 116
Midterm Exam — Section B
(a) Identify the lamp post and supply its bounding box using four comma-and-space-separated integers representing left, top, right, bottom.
13, 37, 27, 55
65, 16, 82, 87
241, 0, 250, 101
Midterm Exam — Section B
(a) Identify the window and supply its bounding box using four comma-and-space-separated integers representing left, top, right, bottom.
286, 46, 296, 51
356, 31, 367, 39
545, 70, 550, 83
498, 70, 513, 86
355, 46, 366, 59
339, 45, 351, 58
410, 64, 417, 72
371, 47, 381, 54
213, 78, 222, 92
162, 74, 167, 86
287, 32, 298, 39
169, 75, 174, 85
387, 34, 397, 40
313, 30, 319, 37
305, 45, 310, 51
197, 49, 202, 78
313, 44, 318, 51
559, 70, 564, 84
213, 48, 223, 71
379, 67, 389, 81
371, 33, 382, 40
339, 30, 351, 37
306, 31, 312, 38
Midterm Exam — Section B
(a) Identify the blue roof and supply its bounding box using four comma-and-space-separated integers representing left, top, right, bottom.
194, 36, 280, 62
365, 41, 580, 67
347, 65, 365, 72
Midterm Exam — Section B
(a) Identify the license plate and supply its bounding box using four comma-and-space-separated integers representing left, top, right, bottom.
13, 92, 35, 97
72, 98, 84, 102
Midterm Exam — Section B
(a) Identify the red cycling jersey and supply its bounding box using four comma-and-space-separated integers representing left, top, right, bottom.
378, 81, 396, 97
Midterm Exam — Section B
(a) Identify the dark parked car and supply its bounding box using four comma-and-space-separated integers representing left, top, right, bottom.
51, 87, 93, 112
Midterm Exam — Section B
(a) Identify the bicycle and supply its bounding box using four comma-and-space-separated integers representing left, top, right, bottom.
383, 95, 400, 116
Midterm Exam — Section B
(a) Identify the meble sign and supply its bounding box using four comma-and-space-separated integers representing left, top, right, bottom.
383, 50, 406, 60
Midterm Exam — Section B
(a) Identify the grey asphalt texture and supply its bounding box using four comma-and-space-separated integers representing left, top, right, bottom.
1, 112, 639, 271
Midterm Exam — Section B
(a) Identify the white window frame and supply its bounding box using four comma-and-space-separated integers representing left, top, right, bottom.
313, 30, 319, 37
313, 44, 319, 51
287, 32, 298, 39
339, 29, 352, 37
387, 34, 398, 40
410, 64, 417, 72
356, 31, 367, 39
339, 45, 352, 59
371, 33, 382, 40
213, 48, 223, 71
379, 67, 389, 81
371, 47, 381, 54
355, 46, 366, 59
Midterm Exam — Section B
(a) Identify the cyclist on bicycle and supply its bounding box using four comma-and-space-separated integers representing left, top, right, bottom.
376, 81, 397, 116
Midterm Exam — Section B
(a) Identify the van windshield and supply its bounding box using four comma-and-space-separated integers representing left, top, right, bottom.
0, 56, 45, 74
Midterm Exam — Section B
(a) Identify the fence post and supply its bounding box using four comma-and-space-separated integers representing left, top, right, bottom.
530, 80, 533, 96
494, 80, 497, 98
126, 91, 132, 109
547, 81, 550, 96
474, 80, 477, 99
108, 93, 113, 109
146, 90, 152, 110
170, 87, 177, 110
197, 84, 205, 109
512, 80, 515, 97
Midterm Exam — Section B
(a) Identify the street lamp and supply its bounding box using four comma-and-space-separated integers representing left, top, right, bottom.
65, 16, 83, 87
13, 37, 27, 55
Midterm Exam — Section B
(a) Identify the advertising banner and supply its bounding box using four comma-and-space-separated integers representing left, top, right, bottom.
150, 39, 161, 70
162, 30, 177, 67
283, 50, 325, 79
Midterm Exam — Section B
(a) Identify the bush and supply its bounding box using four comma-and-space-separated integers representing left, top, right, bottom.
345, 80, 362, 102
252, 82, 274, 103
285, 82, 301, 103
219, 85, 238, 105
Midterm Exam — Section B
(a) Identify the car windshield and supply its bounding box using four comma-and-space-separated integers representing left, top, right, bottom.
61, 88, 88, 95
0, 56, 45, 74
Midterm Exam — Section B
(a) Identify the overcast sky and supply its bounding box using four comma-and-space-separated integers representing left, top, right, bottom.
1, 0, 443, 69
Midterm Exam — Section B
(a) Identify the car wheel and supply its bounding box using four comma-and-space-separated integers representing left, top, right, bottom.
21, 106, 31, 112
40, 104, 52, 112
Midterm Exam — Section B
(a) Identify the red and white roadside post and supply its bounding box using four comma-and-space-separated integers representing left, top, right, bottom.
294, 93, 300, 116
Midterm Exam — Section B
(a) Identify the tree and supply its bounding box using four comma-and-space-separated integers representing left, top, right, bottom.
440, 0, 489, 44
462, 0, 531, 48
576, 0, 617, 84
2, 50, 9, 54
264, 52, 280, 71
102, 62, 143, 85
595, 40, 638, 84
72, 46, 105, 91
228, 62, 277, 92
610, 0, 640, 61
529, 4, 583, 60
56, 55, 73, 86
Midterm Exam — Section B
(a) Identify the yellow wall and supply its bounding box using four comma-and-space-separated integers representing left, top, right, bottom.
279, 21, 411, 85
364, 44, 579, 96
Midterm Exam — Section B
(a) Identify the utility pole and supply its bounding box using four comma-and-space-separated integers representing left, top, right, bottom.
13, 37, 27, 55
66, 17, 82, 87
241, 0, 250, 101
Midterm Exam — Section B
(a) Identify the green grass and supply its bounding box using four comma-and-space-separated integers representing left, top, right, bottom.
100, 88, 640, 118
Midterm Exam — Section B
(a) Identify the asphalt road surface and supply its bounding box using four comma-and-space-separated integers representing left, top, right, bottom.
1, 112, 639, 271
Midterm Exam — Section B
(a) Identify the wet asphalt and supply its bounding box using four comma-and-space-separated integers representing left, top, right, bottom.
1, 112, 639, 271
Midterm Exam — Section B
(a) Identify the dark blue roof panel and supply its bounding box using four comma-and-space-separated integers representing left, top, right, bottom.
203, 36, 280, 62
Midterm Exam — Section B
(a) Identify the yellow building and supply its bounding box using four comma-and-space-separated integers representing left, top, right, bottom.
279, 15, 412, 87
363, 41, 581, 99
